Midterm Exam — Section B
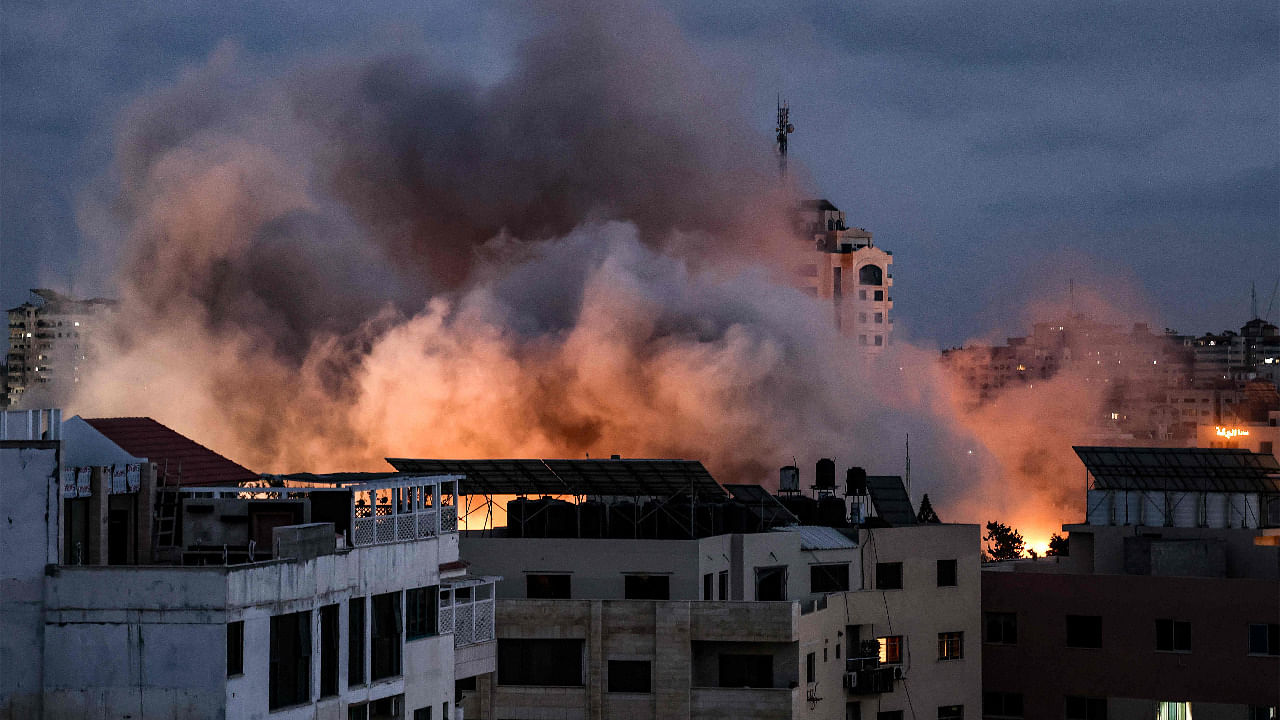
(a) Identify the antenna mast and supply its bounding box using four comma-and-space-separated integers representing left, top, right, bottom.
1250, 281, 1259, 320
776, 97, 793, 177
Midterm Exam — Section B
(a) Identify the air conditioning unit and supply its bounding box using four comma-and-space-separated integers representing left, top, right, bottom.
842, 671, 858, 689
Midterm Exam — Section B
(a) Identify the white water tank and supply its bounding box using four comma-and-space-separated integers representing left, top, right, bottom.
1086, 489, 1113, 525
1204, 493, 1229, 528
1141, 491, 1166, 527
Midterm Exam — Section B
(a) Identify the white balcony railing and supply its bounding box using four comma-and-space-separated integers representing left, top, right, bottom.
440, 578, 497, 648
349, 476, 460, 547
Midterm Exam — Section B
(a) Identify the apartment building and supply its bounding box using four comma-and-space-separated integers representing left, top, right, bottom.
983, 446, 1280, 720
6, 289, 116, 408
1, 409, 495, 720
796, 200, 895, 350
390, 457, 980, 720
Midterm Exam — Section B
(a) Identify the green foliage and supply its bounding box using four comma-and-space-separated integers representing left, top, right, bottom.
983, 520, 1026, 561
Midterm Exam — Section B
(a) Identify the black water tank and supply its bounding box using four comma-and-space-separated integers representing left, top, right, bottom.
780, 495, 818, 525
523, 497, 551, 537
639, 500, 661, 538
545, 499, 576, 538
846, 467, 868, 496
579, 501, 607, 538
815, 458, 836, 490
819, 496, 848, 527
505, 498, 529, 538
609, 501, 637, 538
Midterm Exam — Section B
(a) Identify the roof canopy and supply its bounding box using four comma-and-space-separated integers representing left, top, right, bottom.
1074, 446, 1280, 494
385, 458, 726, 498
83, 417, 258, 487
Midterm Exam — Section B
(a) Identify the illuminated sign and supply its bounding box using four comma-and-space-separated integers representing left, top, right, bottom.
1215, 427, 1249, 439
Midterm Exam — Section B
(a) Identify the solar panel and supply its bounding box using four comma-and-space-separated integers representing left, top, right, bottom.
723, 484, 801, 525
1073, 446, 1280, 494
385, 458, 726, 498
865, 475, 917, 526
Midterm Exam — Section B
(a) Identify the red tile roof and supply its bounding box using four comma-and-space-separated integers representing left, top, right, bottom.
83, 417, 259, 487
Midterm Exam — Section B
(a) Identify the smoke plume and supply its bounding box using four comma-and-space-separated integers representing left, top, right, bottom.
69, 1, 1129, 543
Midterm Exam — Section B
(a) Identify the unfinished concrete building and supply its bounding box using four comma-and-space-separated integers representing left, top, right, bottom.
390, 457, 981, 720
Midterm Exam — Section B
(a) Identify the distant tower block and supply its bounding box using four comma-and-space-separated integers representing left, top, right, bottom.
795, 199, 894, 350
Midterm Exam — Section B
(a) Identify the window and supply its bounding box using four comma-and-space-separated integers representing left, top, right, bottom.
874, 313, 884, 324
937, 559, 957, 587
811, 563, 850, 593
859, 265, 883, 285
349, 597, 365, 686
718, 654, 772, 688
1066, 615, 1102, 648
624, 574, 670, 600
806, 652, 816, 683
859, 335, 869, 346
1249, 623, 1280, 655
1155, 619, 1190, 653
877, 636, 902, 664
755, 566, 787, 601
413, 709, 431, 720
703, 573, 713, 600
847, 701, 862, 720
874, 290, 884, 301
937, 632, 963, 660
937, 706, 963, 720
320, 604, 339, 697
371, 592, 401, 680
878, 712, 904, 720
834, 267, 842, 298
1249, 707, 1277, 720
858, 290, 868, 301
498, 639, 584, 686
875, 562, 903, 590
227, 621, 244, 676
984, 612, 1016, 644
1157, 702, 1191, 720
874, 335, 884, 346
983, 691, 1023, 718
441, 702, 448, 720
350, 705, 369, 720
607, 660, 652, 693
1065, 696, 1107, 719
269, 611, 311, 710
406, 586, 438, 640
527, 573, 571, 599
718, 570, 729, 600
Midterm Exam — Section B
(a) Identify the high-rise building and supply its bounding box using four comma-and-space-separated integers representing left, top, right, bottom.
796, 200, 894, 350
6, 289, 116, 408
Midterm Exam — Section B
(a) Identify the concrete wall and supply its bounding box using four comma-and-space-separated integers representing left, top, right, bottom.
0, 441, 60, 720
1065, 523, 1280, 579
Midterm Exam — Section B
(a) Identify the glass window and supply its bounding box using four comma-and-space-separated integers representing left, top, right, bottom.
937, 705, 963, 720
937, 632, 963, 660
498, 639, 584, 686
1155, 619, 1190, 652
527, 574, 571, 599
607, 660, 652, 693
319, 604, 339, 698
226, 621, 244, 677
984, 612, 1017, 644
858, 265, 883, 285
877, 635, 903, 664
269, 611, 311, 709
1064, 696, 1107, 719
806, 652, 816, 683
371, 592, 401, 680
406, 586, 438, 640
349, 597, 365, 686
1250, 623, 1280, 655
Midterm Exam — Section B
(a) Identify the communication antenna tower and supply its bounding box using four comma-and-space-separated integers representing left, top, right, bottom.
776, 97, 794, 177
1250, 281, 1259, 320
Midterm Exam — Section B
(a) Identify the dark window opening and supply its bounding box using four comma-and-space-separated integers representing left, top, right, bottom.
859, 265, 883, 286
527, 574, 571, 599
983, 691, 1023, 718
937, 705, 963, 720
1249, 623, 1280, 655
320, 604, 339, 697
703, 573, 713, 600
834, 267, 843, 298
874, 290, 884, 301
1155, 619, 1190, 653
878, 712, 904, 720
371, 592, 402, 680
107, 508, 130, 565
269, 611, 311, 710
624, 574, 670, 600
806, 652, 816, 683
810, 564, 850, 593
875, 562, 903, 590
1065, 696, 1107, 719
455, 675, 477, 692
1066, 615, 1102, 649
607, 660, 652, 693
498, 639, 584, 686
718, 653, 772, 688
348, 597, 365, 686
984, 612, 1017, 644
406, 586, 438, 640
368, 695, 401, 720
718, 571, 729, 600
413, 709, 431, 720
226, 621, 244, 677
936, 559, 957, 587
755, 566, 787, 601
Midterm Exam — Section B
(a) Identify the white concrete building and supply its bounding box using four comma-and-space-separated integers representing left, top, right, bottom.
390, 458, 980, 720
796, 200, 894, 350
5, 290, 117, 408
1, 409, 495, 720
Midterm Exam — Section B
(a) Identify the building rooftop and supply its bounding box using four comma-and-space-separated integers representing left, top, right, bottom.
1074, 445, 1280, 493
771, 524, 858, 550
83, 417, 258, 487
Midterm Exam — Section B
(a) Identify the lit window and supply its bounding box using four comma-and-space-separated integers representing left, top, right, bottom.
1156, 701, 1191, 720
937, 632, 963, 660
877, 635, 902, 664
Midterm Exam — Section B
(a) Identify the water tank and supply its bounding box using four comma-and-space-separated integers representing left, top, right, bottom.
1123, 490, 1142, 525
579, 501, 607, 538
779, 465, 799, 493
506, 497, 530, 538
845, 467, 867, 496
1169, 492, 1198, 527
815, 459, 835, 490
780, 495, 818, 525
1086, 490, 1112, 526
609, 501, 637, 538
639, 500, 661, 538
522, 497, 551, 537
1140, 491, 1165, 527
1204, 493, 1228, 528
819, 496, 848, 527
545, 499, 577, 538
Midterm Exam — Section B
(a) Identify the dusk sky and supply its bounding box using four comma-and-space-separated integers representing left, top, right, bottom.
3, 0, 1277, 346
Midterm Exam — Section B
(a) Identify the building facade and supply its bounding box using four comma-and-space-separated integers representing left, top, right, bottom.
6, 290, 116, 408
796, 200, 894, 350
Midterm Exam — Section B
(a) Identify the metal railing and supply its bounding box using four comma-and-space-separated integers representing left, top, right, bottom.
439, 580, 496, 648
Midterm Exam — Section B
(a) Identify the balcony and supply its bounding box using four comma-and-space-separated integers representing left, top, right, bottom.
439, 579, 497, 648
349, 476, 459, 546
843, 667, 896, 695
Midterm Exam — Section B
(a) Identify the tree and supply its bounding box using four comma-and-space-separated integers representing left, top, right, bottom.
1046, 532, 1069, 557
916, 494, 940, 524
983, 521, 1026, 561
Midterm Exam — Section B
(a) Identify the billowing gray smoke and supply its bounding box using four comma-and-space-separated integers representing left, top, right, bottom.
72, 1, 1103, 544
